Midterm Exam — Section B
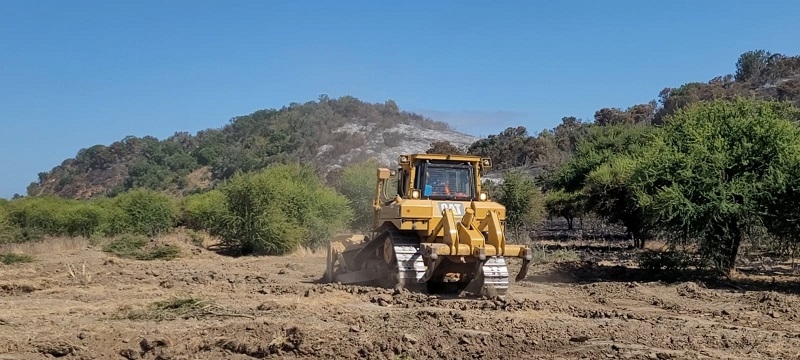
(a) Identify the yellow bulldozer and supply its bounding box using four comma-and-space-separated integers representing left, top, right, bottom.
322, 153, 533, 297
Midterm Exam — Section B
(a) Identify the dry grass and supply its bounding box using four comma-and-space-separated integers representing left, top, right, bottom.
0, 236, 88, 256
113, 297, 254, 322
644, 239, 700, 253
531, 237, 626, 250
100, 234, 180, 261
1, 253, 34, 265
643, 239, 670, 251
185, 166, 214, 192
288, 245, 323, 258
65, 261, 93, 285
527, 243, 580, 265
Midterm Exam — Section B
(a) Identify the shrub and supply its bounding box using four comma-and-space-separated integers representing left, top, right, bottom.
102, 234, 180, 260
334, 159, 379, 231
113, 297, 216, 321
497, 171, 545, 239
103, 233, 149, 258
3, 196, 107, 240
181, 190, 228, 234
108, 189, 179, 236
0, 205, 21, 244
1, 253, 34, 265
92, 198, 129, 237
61, 203, 105, 237
216, 163, 353, 255
636, 250, 699, 273
5, 196, 64, 236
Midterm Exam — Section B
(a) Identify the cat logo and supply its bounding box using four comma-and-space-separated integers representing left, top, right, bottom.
437, 202, 465, 216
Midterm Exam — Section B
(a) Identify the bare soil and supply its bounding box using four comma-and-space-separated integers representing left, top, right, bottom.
3, 234, 800, 360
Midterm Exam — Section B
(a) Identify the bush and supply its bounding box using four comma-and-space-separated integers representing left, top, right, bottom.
108, 189, 179, 236
5, 196, 65, 237
103, 233, 149, 258
181, 190, 227, 234
498, 171, 545, 239
181, 190, 228, 234
636, 250, 699, 272
216, 163, 353, 255
0, 205, 21, 244
3, 196, 107, 240
61, 203, 105, 237
334, 159, 379, 231
102, 234, 180, 260
1, 253, 34, 265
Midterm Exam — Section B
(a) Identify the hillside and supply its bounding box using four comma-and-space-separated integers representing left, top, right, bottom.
27, 96, 477, 199
25, 49, 800, 200
471, 49, 800, 182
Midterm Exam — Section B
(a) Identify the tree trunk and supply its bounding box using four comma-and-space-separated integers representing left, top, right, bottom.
718, 221, 743, 276
566, 217, 574, 231
631, 231, 644, 249
624, 215, 646, 249
630, 229, 645, 249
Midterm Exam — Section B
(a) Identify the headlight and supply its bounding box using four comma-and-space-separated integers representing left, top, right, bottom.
479, 192, 488, 201
411, 190, 420, 199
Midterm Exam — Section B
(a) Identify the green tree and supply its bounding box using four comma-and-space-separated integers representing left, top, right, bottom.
546, 124, 655, 248
498, 171, 545, 240
632, 98, 800, 274
583, 155, 650, 247
544, 190, 583, 230
594, 107, 633, 126
426, 141, 465, 155
735, 49, 772, 82
60, 203, 105, 238
467, 126, 538, 169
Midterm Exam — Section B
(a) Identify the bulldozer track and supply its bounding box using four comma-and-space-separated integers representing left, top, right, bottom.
386, 232, 427, 289
387, 230, 511, 297
481, 256, 510, 297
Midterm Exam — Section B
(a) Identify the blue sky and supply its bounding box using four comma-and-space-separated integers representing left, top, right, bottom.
1, 0, 799, 198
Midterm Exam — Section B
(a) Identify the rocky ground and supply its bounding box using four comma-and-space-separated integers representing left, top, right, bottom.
2, 233, 800, 360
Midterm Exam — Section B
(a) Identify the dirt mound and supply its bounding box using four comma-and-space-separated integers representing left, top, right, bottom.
740, 291, 800, 320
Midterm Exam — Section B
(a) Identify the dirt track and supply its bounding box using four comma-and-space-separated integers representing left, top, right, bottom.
2, 235, 800, 359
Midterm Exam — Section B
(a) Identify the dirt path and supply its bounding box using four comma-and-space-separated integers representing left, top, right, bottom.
2, 236, 800, 359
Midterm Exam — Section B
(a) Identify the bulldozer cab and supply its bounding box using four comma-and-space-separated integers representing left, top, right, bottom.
392, 154, 491, 202
418, 161, 474, 200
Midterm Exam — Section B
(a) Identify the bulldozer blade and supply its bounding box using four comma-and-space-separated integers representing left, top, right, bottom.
323, 234, 368, 284
332, 233, 368, 248
461, 260, 487, 296
515, 258, 532, 282
418, 257, 442, 283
